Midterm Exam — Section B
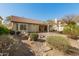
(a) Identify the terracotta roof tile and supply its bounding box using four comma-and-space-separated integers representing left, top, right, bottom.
10, 16, 47, 25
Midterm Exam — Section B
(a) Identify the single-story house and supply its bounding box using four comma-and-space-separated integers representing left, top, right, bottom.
8, 16, 48, 33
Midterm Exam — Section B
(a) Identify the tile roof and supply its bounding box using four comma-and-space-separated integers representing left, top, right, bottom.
10, 16, 47, 25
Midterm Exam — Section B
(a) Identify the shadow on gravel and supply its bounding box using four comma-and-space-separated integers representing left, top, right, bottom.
9, 35, 35, 56
65, 46, 79, 56
36, 39, 46, 42
11, 42, 35, 56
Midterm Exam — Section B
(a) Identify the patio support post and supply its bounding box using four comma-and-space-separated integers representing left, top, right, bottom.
18, 24, 20, 31
47, 24, 49, 32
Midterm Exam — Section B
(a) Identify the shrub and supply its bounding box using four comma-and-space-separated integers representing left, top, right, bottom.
63, 25, 71, 34
20, 33, 29, 40
63, 25, 79, 39
0, 26, 10, 35
16, 31, 21, 35
0, 35, 15, 55
46, 36, 70, 52
29, 33, 38, 41
10, 30, 15, 35
0, 35, 20, 56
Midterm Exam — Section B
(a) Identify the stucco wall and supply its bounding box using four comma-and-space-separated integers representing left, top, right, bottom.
28, 24, 39, 32
12, 22, 39, 32
12, 22, 16, 31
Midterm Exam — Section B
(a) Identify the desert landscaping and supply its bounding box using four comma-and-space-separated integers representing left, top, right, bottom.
21, 32, 79, 56
1, 15, 79, 56
1, 32, 79, 56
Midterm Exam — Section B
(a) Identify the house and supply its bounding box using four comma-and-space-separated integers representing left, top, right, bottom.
7, 16, 48, 33
52, 18, 66, 32
53, 16, 79, 32
46, 18, 65, 32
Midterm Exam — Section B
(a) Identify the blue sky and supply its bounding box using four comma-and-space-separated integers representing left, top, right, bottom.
0, 3, 79, 21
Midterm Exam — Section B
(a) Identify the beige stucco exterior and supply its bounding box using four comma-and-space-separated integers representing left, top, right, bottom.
10, 22, 42, 33
7, 16, 48, 32
28, 24, 39, 32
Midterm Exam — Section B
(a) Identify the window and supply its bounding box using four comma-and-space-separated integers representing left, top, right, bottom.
20, 24, 27, 30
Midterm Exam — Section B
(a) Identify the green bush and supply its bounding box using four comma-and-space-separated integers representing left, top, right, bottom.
0, 26, 10, 35
46, 36, 70, 52
63, 26, 71, 34
63, 25, 79, 39
29, 33, 38, 41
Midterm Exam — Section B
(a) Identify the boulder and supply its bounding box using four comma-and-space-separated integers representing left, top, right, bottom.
28, 37, 31, 41
43, 42, 52, 52
43, 53, 48, 56
43, 46, 52, 52
77, 40, 79, 42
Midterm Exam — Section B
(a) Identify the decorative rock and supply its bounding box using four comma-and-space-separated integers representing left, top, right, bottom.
44, 42, 47, 46
28, 37, 31, 41
43, 46, 52, 52
30, 49, 33, 52
77, 40, 79, 42
43, 42, 52, 52
30, 41, 34, 44
43, 53, 48, 56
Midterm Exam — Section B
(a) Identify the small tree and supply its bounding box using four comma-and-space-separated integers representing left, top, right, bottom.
0, 16, 3, 26
63, 21, 79, 39
0, 35, 20, 56
0, 26, 10, 35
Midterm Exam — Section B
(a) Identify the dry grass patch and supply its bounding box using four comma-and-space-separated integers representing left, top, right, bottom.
46, 36, 70, 52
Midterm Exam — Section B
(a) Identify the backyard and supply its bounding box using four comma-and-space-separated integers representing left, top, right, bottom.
1, 31, 79, 56
1, 15, 79, 56
21, 32, 79, 56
